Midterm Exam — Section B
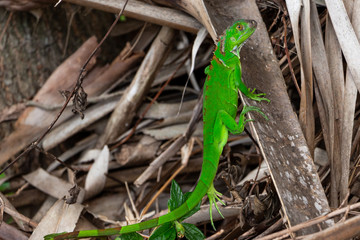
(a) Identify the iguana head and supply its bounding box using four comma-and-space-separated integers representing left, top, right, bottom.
225, 19, 257, 57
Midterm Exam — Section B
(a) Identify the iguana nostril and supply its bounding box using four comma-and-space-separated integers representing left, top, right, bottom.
251, 20, 257, 28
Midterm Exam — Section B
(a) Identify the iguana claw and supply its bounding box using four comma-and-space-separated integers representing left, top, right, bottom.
246, 88, 270, 102
241, 105, 268, 121
207, 183, 225, 230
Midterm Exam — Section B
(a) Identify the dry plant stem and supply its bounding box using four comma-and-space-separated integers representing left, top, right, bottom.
348, 155, 360, 187
4, 206, 38, 228
13, 183, 29, 198
140, 138, 194, 218
99, 26, 175, 145
125, 181, 140, 220
309, 1, 337, 207
0, 194, 3, 223
325, 7, 345, 205
121, 22, 148, 61
248, 157, 262, 197
325, 0, 360, 93
110, 51, 189, 150
134, 94, 202, 186
253, 218, 283, 239
153, 0, 216, 40
207, 229, 225, 240
64, 0, 201, 34
339, 0, 359, 203
26, 89, 125, 111
0, 191, 33, 230
135, 138, 185, 186
285, 0, 315, 157
35, 146, 76, 172
0, 2, 128, 174
63, 6, 79, 57
299, 0, 315, 156
282, 16, 300, 96
302, 214, 360, 240
47, 134, 97, 171
268, 9, 281, 33
257, 202, 360, 240
350, 125, 360, 158
325, 15, 344, 117
239, 228, 257, 239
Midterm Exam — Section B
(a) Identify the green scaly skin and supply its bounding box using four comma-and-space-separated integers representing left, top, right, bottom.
44, 19, 269, 240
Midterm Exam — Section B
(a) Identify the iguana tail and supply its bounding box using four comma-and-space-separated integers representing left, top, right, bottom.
51, 154, 218, 239
119, 155, 218, 233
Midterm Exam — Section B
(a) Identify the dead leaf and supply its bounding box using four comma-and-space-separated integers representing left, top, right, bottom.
142, 123, 202, 140
84, 145, 110, 199
140, 100, 197, 119
116, 135, 161, 166
23, 168, 85, 202
0, 103, 26, 123
29, 199, 83, 240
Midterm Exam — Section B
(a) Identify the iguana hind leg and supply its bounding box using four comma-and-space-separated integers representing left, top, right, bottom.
215, 105, 267, 137
208, 105, 267, 229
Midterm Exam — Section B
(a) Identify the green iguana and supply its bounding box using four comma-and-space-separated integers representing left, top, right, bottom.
45, 19, 269, 240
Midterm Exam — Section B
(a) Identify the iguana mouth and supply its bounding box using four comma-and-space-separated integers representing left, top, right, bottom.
231, 38, 248, 56
237, 38, 249, 51
240, 38, 249, 48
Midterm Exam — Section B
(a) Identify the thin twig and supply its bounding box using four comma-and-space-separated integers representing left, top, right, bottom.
35, 146, 76, 172
63, 6, 79, 57
125, 181, 140, 220
282, 15, 301, 96
26, 90, 124, 110
257, 202, 360, 240
121, 22, 148, 60
248, 157, 263, 196
0, 0, 129, 175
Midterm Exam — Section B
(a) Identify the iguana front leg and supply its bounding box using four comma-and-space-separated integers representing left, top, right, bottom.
233, 62, 270, 102
207, 105, 267, 229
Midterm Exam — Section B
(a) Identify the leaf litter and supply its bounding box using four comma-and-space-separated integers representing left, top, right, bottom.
1, 0, 360, 239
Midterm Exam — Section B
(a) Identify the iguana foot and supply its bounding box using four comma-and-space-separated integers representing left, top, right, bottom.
240, 105, 268, 121
207, 183, 225, 230
245, 88, 270, 102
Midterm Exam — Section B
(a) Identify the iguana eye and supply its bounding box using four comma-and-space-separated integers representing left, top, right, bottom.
236, 25, 243, 31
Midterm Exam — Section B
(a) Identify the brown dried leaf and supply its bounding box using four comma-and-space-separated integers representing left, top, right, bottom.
29, 200, 83, 240
84, 145, 110, 199
23, 168, 85, 202
0, 103, 26, 123
140, 100, 197, 119
142, 123, 202, 140
115, 135, 161, 166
